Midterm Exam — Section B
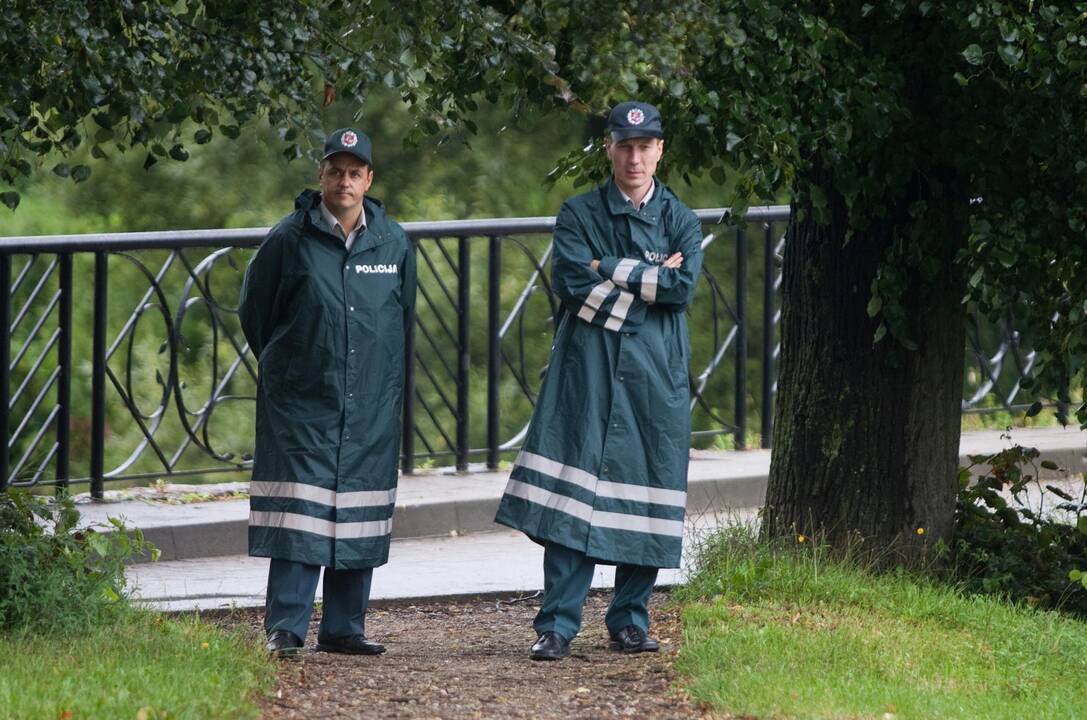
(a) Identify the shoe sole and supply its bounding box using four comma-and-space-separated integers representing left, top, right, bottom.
530, 652, 568, 661
314, 643, 386, 656
270, 646, 304, 659
607, 642, 660, 653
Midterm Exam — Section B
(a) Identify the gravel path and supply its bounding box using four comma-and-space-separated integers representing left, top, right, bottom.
229, 590, 712, 719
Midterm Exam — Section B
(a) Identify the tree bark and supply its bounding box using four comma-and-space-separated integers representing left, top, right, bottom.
764, 179, 967, 562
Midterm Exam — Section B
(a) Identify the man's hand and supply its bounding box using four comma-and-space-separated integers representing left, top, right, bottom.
662, 252, 683, 269
590, 259, 601, 271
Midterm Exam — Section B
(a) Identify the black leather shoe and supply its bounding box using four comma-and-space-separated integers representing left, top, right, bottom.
315, 634, 386, 655
608, 625, 660, 653
530, 631, 570, 661
265, 629, 303, 657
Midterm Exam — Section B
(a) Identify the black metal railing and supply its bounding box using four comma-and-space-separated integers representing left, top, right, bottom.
0, 206, 1038, 495
0, 208, 783, 494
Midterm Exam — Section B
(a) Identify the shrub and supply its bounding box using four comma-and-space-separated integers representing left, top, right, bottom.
943, 444, 1087, 615
0, 489, 157, 634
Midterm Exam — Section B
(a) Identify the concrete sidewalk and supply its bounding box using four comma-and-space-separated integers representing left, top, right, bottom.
98, 427, 1087, 611
127, 509, 756, 612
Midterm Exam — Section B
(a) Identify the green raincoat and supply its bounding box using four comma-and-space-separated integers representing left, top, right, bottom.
240, 189, 416, 569
495, 179, 703, 568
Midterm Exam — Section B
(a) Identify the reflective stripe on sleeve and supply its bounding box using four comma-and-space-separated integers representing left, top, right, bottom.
612, 258, 639, 289
640, 266, 659, 302
604, 290, 634, 331
577, 279, 615, 323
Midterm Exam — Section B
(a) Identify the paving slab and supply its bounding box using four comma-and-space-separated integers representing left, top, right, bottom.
79, 427, 1087, 563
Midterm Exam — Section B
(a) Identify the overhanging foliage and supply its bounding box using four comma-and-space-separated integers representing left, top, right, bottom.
4, 1, 1086, 416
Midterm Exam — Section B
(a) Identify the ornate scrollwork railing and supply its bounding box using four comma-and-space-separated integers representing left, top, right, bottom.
1, 206, 1037, 495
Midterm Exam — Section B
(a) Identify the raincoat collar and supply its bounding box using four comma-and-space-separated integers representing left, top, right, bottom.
603, 177, 662, 226
296, 190, 395, 254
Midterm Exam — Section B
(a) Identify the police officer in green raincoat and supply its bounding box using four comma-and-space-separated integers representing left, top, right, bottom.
495, 102, 703, 660
240, 128, 416, 657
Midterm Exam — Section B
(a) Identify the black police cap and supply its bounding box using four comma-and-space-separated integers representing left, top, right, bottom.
606, 101, 664, 141
321, 128, 373, 167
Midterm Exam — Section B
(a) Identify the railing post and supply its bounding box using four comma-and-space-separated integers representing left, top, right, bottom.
56, 253, 73, 491
401, 242, 417, 475
0, 255, 10, 491
456, 237, 470, 472
90, 252, 108, 498
734, 227, 747, 450
487, 236, 500, 470
761, 223, 775, 449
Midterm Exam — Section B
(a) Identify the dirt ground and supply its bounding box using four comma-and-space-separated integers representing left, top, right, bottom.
226, 590, 714, 719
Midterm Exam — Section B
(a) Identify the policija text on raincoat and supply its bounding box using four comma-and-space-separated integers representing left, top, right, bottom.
239, 189, 416, 570
495, 179, 703, 568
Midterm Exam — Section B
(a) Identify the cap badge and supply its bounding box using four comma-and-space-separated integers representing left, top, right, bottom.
341, 131, 358, 148
626, 108, 645, 125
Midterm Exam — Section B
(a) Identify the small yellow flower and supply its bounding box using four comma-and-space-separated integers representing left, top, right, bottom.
200, 641, 210, 650
916, 527, 925, 536
797, 534, 806, 543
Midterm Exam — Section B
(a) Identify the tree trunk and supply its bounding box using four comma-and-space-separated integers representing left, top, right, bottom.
764, 183, 967, 562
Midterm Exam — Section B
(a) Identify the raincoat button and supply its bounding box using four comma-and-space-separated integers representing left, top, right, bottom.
349, 306, 355, 311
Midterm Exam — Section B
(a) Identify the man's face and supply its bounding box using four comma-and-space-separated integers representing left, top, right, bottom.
606, 137, 664, 196
318, 153, 373, 214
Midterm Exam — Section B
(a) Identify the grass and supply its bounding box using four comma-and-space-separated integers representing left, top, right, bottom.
0, 610, 274, 719
674, 528, 1087, 719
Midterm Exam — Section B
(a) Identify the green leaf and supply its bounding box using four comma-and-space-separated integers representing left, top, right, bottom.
0, 191, 19, 211
998, 19, 1019, 44
1078, 517, 1087, 536
52, 163, 70, 178
724, 27, 748, 48
998, 44, 1024, 68
963, 44, 985, 65
194, 128, 213, 144
143, 153, 157, 170
71, 165, 91, 182
1025, 401, 1043, 417
168, 144, 189, 161
220, 125, 240, 139
86, 532, 110, 557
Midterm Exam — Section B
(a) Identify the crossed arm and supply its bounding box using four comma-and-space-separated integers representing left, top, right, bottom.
551, 206, 703, 333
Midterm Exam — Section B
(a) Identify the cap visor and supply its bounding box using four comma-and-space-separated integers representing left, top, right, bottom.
321, 149, 372, 166
609, 129, 664, 141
